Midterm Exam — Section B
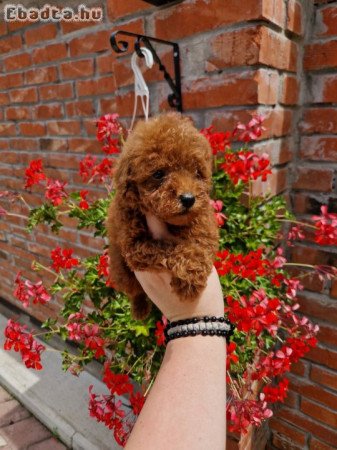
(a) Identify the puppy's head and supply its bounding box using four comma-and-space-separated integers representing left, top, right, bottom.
114, 113, 213, 226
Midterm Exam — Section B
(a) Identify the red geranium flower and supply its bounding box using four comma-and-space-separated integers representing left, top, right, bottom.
24, 159, 47, 189
50, 247, 79, 273
200, 126, 231, 155
4, 319, 45, 370
45, 179, 68, 206
103, 363, 133, 396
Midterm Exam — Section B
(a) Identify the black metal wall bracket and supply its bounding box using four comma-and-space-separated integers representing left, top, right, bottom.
110, 30, 182, 112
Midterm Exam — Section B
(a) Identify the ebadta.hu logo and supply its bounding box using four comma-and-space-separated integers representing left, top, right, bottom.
3, 3, 103, 22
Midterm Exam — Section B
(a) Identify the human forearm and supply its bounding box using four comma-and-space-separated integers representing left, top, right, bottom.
125, 335, 226, 450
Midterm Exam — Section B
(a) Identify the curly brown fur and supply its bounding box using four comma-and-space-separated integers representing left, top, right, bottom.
106, 112, 219, 320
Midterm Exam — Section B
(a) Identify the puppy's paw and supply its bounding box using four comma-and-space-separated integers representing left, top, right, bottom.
131, 294, 152, 320
170, 276, 206, 302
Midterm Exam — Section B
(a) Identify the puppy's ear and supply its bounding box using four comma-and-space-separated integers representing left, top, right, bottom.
114, 155, 139, 203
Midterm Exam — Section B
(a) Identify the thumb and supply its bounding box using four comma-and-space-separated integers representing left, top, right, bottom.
145, 214, 172, 240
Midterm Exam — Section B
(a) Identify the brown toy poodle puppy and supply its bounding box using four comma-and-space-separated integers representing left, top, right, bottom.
106, 113, 219, 320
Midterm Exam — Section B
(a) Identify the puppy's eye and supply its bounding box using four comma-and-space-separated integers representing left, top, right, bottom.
196, 169, 204, 179
152, 170, 166, 180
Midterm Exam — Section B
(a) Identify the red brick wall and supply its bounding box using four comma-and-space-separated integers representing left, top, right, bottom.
268, 1, 337, 449
0, 0, 336, 448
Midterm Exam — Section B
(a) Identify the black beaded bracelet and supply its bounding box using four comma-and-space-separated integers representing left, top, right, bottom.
164, 316, 235, 344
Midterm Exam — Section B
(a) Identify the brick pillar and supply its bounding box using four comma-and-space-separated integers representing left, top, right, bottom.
0, 1, 336, 448
268, 1, 337, 449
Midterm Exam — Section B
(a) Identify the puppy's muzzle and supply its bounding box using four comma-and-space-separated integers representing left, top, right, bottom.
179, 193, 195, 209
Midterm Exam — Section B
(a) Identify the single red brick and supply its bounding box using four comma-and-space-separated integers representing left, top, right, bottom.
316, 322, 337, 347
287, 0, 303, 35
292, 168, 333, 191
10, 138, 37, 151
100, 98, 117, 114
107, 0, 151, 19
19, 122, 46, 136
315, 6, 337, 37
6, 106, 31, 121
46, 120, 81, 136
4, 52, 31, 71
68, 138, 101, 153
301, 398, 337, 429
40, 83, 73, 101
260, 28, 298, 72
0, 93, 11, 105
310, 436, 337, 450
60, 19, 98, 35
0, 34, 22, 54
305, 40, 337, 70
300, 107, 337, 133
300, 136, 337, 162
9, 87, 37, 104
0, 73, 23, 90
7, 19, 31, 32
291, 360, 309, 377
65, 100, 95, 117
60, 59, 94, 79
76, 76, 116, 97
26, 66, 58, 85
25, 23, 57, 46
269, 417, 307, 446
35, 104, 64, 120
40, 138, 68, 152
155, 0, 285, 41
252, 138, 293, 165
280, 75, 299, 105
69, 30, 110, 57
311, 365, 337, 391
306, 345, 337, 371
178, 70, 278, 111
97, 54, 115, 74
0, 123, 16, 136
32, 43, 67, 64
313, 74, 337, 103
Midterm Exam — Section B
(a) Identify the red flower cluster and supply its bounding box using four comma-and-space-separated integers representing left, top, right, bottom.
233, 114, 266, 142
14, 271, 51, 308
66, 313, 105, 359
215, 249, 271, 281
89, 363, 145, 447
227, 396, 272, 434
200, 126, 231, 155
96, 114, 122, 155
220, 151, 272, 185
226, 289, 280, 336
312, 205, 337, 245
210, 199, 227, 227
79, 155, 115, 183
262, 378, 289, 403
50, 247, 79, 273
4, 319, 45, 370
24, 159, 46, 189
45, 179, 68, 206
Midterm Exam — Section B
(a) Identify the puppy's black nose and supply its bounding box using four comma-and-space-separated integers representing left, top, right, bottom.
179, 193, 195, 209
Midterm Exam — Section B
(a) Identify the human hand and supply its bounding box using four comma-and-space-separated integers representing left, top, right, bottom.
134, 214, 224, 322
